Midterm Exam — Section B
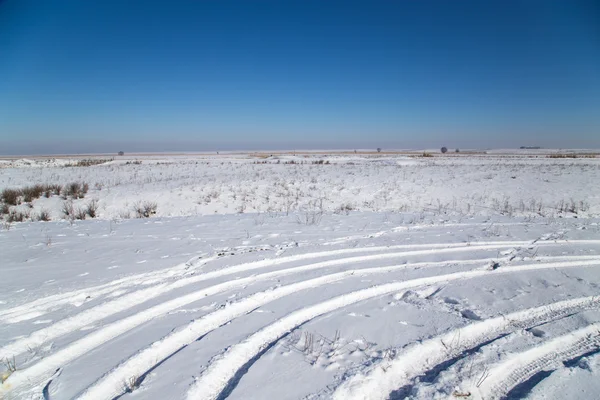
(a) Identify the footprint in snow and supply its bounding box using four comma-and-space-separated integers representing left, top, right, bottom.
444, 297, 460, 305
33, 319, 53, 325
460, 309, 482, 321
78, 272, 89, 277
529, 328, 546, 338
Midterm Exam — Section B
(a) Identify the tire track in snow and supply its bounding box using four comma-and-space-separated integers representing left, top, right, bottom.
76, 257, 497, 400
3, 252, 589, 400
1, 244, 537, 400
324, 221, 532, 246
474, 323, 600, 400
0, 242, 509, 323
331, 297, 600, 400
0, 254, 218, 323
0, 242, 530, 361
4, 238, 596, 322
185, 259, 600, 400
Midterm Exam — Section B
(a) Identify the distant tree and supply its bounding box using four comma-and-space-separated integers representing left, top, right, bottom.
455, 148, 460, 153
441, 147, 448, 154
377, 148, 382, 153
118, 151, 124, 156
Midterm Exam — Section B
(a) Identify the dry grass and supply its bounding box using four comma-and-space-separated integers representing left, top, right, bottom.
1, 188, 21, 205
547, 153, 597, 159
65, 158, 113, 167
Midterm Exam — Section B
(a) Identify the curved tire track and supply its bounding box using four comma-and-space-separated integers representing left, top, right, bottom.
185, 259, 600, 400
77, 257, 496, 400
0, 242, 529, 361
1, 243, 540, 399
331, 297, 600, 400
475, 323, 600, 400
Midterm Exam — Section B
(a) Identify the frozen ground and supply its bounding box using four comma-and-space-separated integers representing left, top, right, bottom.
1, 152, 599, 221
1, 152, 600, 400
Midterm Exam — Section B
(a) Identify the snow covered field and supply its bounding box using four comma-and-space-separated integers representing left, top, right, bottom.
1, 152, 600, 221
2, 152, 600, 400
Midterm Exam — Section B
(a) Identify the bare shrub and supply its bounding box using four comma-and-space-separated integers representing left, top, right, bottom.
86, 199, 99, 218
441, 146, 448, 153
44, 184, 62, 198
297, 199, 324, 225
22, 184, 45, 202
74, 208, 87, 220
62, 200, 75, 217
0, 204, 9, 216
7, 210, 28, 223
133, 201, 158, 218
38, 209, 51, 222
334, 203, 354, 215
1, 189, 21, 206
64, 182, 89, 199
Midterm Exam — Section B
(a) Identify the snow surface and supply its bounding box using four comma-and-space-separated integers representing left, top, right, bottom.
1, 153, 600, 400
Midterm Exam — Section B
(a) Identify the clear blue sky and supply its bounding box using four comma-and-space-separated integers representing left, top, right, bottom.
1, 0, 599, 154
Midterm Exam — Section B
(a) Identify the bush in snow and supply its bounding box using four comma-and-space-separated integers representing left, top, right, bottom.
1, 189, 21, 206
133, 201, 158, 218
64, 182, 89, 199
86, 199, 99, 218
37, 209, 51, 222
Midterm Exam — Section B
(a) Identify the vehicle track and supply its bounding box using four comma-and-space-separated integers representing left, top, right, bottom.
331, 297, 600, 400
4, 238, 596, 323
475, 323, 600, 400
0, 242, 531, 361
77, 257, 496, 400
185, 259, 600, 400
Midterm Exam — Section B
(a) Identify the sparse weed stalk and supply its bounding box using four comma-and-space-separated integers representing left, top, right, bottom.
62, 200, 75, 218
86, 199, 99, 218
75, 207, 87, 220
1, 357, 17, 383
124, 375, 141, 392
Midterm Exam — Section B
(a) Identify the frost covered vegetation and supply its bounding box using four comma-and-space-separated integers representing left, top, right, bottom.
0, 153, 599, 224
2, 152, 600, 400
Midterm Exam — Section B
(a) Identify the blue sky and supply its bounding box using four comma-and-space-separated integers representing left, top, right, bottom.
1, 0, 599, 154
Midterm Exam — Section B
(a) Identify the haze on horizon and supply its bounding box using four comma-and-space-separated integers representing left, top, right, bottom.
1, 0, 599, 155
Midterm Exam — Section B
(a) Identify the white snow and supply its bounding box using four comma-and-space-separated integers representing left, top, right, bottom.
1, 152, 600, 400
